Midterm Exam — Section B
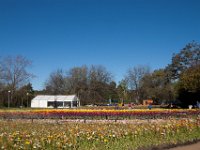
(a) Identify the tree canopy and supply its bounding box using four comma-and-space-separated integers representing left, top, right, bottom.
166, 41, 200, 80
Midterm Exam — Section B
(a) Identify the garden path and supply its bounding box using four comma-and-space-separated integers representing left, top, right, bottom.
166, 141, 200, 150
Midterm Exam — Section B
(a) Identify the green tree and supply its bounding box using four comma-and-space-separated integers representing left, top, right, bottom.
165, 41, 200, 107
179, 64, 200, 92
175, 64, 200, 107
117, 79, 128, 104
14, 83, 34, 107
141, 69, 175, 104
107, 81, 119, 102
166, 41, 200, 80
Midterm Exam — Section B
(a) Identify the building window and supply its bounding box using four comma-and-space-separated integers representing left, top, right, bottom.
48, 101, 64, 108
47, 102, 55, 108
73, 101, 78, 107
57, 102, 64, 107
64, 102, 71, 108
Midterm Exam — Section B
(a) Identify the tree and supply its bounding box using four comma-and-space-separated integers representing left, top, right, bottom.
66, 66, 88, 94
14, 83, 34, 107
0, 55, 34, 103
88, 65, 112, 83
166, 41, 200, 80
175, 64, 200, 107
65, 66, 89, 104
107, 81, 119, 102
0, 63, 4, 92
117, 79, 128, 104
45, 69, 67, 95
0, 59, 3, 79
44, 65, 114, 105
179, 64, 200, 92
141, 69, 175, 104
125, 65, 150, 103
88, 65, 113, 104
165, 41, 200, 107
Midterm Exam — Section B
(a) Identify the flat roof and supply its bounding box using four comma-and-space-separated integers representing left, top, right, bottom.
32, 95, 78, 102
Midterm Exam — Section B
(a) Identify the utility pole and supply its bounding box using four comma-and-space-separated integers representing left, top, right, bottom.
26, 92, 29, 107
8, 90, 11, 108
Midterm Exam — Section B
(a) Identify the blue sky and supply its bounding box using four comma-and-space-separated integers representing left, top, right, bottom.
0, 0, 200, 90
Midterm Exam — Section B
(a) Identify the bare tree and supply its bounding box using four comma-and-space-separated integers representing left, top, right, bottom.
66, 65, 88, 94
0, 56, 34, 102
0, 60, 4, 91
65, 66, 89, 104
88, 65, 113, 103
89, 65, 112, 83
44, 65, 114, 105
125, 65, 150, 103
45, 69, 67, 95
65, 65, 113, 104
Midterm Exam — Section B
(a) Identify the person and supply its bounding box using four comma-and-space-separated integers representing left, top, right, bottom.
197, 101, 200, 109
148, 104, 152, 110
128, 103, 132, 109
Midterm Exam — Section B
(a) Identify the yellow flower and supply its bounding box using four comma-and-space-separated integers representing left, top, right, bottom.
25, 140, 30, 145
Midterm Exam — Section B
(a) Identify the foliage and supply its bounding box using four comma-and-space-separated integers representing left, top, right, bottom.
168, 41, 200, 107
175, 64, 200, 107
141, 69, 175, 104
179, 64, 200, 92
117, 79, 129, 104
166, 41, 200, 80
0, 83, 34, 108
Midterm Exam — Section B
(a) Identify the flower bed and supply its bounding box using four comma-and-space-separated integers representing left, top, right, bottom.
0, 118, 199, 149
0, 109, 199, 120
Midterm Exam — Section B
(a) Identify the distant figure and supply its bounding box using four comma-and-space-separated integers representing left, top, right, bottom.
170, 103, 173, 108
128, 103, 132, 109
197, 101, 200, 109
148, 104, 152, 110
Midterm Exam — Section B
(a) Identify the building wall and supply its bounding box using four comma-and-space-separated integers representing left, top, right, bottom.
31, 100, 38, 108
31, 95, 80, 108
143, 100, 153, 105
31, 100, 48, 108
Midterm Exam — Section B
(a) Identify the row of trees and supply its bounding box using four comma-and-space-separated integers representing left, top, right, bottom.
44, 65, 117, 104
140, 41, 200, 106
0, 41, 199, 107
42, 41, 200, 106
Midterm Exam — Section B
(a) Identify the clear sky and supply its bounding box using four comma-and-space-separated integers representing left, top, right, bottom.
0, 0, 200, 90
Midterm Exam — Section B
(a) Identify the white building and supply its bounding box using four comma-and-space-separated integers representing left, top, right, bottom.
31, 95, 80, 108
